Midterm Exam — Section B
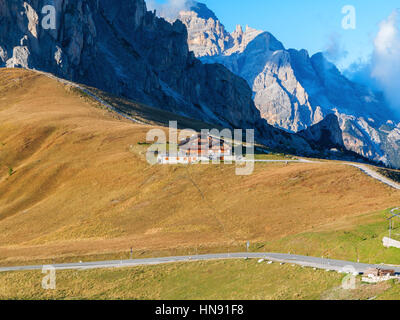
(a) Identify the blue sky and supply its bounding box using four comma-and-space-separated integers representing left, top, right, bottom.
151, 0, 400, 70
199, 0, 399, 70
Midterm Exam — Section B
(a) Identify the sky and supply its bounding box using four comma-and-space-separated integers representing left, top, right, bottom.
149, 0, 399, 70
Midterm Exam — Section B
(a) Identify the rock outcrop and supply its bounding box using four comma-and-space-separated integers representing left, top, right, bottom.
0, 0, 333, 157
178, 2, 231, 57
178, 1, 400, 168
178, 2, 263, 58
0, 0, 261, 131
299, 114, 344, 150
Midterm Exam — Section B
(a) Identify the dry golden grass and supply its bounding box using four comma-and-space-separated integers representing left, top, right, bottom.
2, 259, 398, 300
0, 68, 399, 266
0, 260, 344, 300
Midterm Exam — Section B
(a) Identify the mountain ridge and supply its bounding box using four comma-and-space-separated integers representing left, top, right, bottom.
0, 0, 260, 130
177, 1, 400, 168
0, 0, 360, 160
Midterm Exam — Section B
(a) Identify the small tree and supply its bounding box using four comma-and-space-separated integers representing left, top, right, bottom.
8, 167, 13, 176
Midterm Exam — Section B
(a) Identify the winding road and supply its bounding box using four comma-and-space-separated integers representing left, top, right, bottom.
347, 163, 400, 190
1, 252, 399, 274
248, 160, 400, 190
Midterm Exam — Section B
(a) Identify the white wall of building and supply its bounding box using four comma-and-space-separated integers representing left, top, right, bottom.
383, 237, 400, 249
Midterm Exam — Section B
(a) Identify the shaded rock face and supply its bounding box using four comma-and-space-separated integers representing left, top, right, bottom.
0, 0, 326, 157
0, 0, 262, 130
178, 1, 400, 168
299, 114, 344, 150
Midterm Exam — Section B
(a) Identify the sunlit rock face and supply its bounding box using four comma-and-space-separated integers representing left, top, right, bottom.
1, 0, 332, 156
178, 2, 264, 58
179, 1, 400, 167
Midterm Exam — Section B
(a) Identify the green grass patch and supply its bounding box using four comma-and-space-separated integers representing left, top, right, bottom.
2, 259, 400, 300
0, 260, 344, 300
256, 208, 400, 265
252, 153, 295, 160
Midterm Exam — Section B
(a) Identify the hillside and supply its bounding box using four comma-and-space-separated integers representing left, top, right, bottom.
0, 0, 276, 145
1, 0, 351, 159
0, 68, 400, 266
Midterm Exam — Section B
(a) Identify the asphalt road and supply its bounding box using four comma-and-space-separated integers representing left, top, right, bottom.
247, 160, 400, 190
347, 163, 400, 190
1, 252, 400, 274
246, 159, 315, 163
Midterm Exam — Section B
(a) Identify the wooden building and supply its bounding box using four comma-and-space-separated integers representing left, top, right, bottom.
178, 134, 232, 160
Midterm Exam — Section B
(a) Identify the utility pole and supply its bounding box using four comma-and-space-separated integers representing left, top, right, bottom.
388, 208, 400, 241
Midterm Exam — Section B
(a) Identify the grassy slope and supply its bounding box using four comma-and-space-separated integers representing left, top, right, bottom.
1, 259, 398, 300
0, 68, 400, 268
255, 208, 400, 265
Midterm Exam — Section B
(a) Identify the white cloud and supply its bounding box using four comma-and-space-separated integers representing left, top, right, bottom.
370, 9, 400, 111
147, 0, 194, 20
323, 33, 348, 63
346, 9, 400, 114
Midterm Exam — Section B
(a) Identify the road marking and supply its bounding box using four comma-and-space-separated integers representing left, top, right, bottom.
1, 253, 400, 274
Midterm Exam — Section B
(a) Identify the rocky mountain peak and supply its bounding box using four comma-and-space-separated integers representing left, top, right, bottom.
0, 0, 262, 131
178, 3, 231, 57
2, 0, 339, 158
178, 1, 400, 167
188, 1, 218, 21
299, 114, 345, 150
178, 1, 263, 57
234, 25, 243, 35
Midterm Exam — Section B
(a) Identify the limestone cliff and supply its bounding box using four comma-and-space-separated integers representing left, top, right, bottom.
0, 0, 259, 130
178, 1, 400, 168
1, 0, 332, 157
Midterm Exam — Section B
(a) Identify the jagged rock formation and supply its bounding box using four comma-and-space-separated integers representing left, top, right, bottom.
178, 2, 231, 57
0, 0, 263, 131
179, 2, 263, 58
0, 0, 336, 157
299, 114, 344, 150
177, 1, 400, 168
